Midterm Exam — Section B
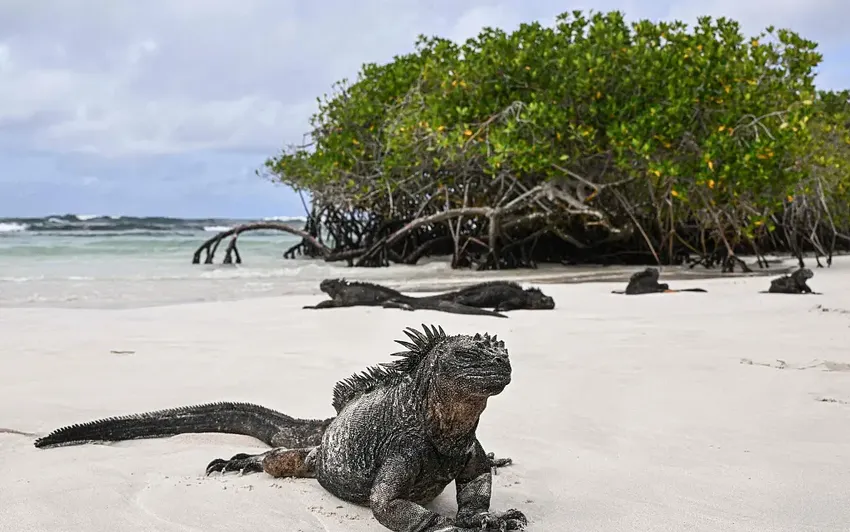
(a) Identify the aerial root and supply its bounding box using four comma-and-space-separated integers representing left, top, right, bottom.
192, 222, 330, 265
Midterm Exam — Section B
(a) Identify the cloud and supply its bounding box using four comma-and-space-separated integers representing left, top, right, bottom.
666, 0, 848, 45
0, 0, 848, 216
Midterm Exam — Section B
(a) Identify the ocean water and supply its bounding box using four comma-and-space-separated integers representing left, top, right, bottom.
0, 214, 629, 309
1, 214, 769, 309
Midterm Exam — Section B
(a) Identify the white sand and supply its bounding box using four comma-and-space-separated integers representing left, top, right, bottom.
2, 264, 850, 532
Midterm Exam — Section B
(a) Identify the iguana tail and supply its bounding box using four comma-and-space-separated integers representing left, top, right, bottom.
384, 298, 507, 318
672, 288, 708, 293
34, 401, 333, 449
425, 299, 508, 318
612, 288, 708, 295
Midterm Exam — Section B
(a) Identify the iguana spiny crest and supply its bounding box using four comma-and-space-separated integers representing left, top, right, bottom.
331, 324, 509, 413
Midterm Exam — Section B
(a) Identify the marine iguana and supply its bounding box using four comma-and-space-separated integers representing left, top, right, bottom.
764, 267, 819, 294
34, 324, 527, 532
304, 278, 508, 318
403, 281, 555, 312
611, 267, 708, 295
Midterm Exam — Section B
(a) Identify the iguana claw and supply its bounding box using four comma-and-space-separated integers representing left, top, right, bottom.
456, 508, 527, 531
205, 452, 265, 476
486, 451, 513, 469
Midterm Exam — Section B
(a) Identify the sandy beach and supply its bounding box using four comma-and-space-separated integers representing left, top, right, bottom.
2, 263, 850, 532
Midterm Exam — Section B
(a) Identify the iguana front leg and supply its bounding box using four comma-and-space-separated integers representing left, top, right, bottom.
369, 453, 458, 532
454, 441, 527, 530
494, 298, 524, 312
369, 450, 525, 532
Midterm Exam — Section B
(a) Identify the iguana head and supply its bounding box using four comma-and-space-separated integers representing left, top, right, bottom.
319, 278, 347, 296
640, 267, 661, 282
794, 268, 814, 280
414, 327, 512, 397
523, 287, 555, 309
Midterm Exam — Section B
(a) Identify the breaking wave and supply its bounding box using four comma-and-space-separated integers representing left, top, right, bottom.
0, 214, 307, 235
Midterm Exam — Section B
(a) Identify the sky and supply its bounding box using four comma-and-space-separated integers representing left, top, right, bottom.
1, 1, 848, 219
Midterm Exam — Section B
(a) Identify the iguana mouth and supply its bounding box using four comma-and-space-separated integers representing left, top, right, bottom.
538, 297, 555, 308
466, 371, 511, 392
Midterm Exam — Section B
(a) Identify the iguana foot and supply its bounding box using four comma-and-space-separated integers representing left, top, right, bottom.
457, 509, 527, 530
205, 452, 265, 476
261, 447, 317, 478
486, 451, 513, 468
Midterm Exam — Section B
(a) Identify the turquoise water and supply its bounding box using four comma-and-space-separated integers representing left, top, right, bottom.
0, 215, 317, 307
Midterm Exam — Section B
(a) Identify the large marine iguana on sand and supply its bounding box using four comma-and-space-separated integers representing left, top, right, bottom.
304, 278, 508, 318
611, 267, 708, 295
34, 324, 527, 532
763, 267, 819, 294
391, 281, 555, 312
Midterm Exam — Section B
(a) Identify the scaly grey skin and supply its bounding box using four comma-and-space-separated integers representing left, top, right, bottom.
612, 267, 708, 295
34, 402, 334, 449
415, 281, 555, 312
305, 278, 508, 318
34, 324, 525, 532
766, 267, 817, 294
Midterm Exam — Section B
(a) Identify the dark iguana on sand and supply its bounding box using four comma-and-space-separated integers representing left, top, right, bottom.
404, 281, 555, 312
35, 324, 527, 532
764, 267, 819, 294
611, 267, 708, 295
304, 278, 508, 318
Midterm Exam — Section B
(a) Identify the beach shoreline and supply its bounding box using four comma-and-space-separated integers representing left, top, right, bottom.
1, 245, 804, 310
3, 259, 850, 531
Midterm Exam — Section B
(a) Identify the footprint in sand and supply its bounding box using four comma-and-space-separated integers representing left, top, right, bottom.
817, 397, 850, 405
739, 358, 850, 372
811, 304, 850, 315
0, 428, 37, 437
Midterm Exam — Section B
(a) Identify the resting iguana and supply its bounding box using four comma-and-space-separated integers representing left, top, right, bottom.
409, 281, 555, 312
304, 278, 508, 318
764, 267, 818, 294
612, 267, 708, 295
35, 324, 526, 532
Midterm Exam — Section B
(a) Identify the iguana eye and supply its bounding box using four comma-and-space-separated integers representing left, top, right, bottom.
456, 349, 481, 360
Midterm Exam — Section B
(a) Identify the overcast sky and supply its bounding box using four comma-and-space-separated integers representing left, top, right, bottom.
1, 0, 847, 219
